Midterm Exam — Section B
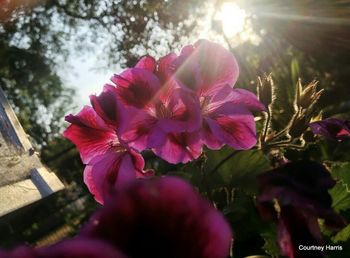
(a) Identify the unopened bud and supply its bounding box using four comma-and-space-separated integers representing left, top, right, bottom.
297, 80, 323, 109
257, 74, 273, 107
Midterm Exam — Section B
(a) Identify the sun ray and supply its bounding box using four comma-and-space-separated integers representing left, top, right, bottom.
216, 2, 247, 37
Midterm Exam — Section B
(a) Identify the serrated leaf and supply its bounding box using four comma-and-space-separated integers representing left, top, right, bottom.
331, 162, 350, 191
330, 182, 350, 213
332, 224, 350, 243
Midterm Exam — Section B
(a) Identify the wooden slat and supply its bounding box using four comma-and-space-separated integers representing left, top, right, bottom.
0, 87, 64, 217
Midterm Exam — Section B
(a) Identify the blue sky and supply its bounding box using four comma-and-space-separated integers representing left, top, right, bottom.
61, 51, 120, 111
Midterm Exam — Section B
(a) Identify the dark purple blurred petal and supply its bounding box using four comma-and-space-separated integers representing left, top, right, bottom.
82, 177, 232, 258
309, 118, 350, 141
278, 206, 325, 258
257, 160, 345, 258
0, 246, 36, 258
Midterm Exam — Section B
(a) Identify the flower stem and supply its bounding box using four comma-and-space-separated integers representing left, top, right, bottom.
261, 108, 271, 144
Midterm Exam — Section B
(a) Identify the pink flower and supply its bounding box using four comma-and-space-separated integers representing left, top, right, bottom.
110, 58, 202, 163
64, 106, 153, 204
168, 39, 265, 150
152, 132, 203, 164
198, 85, 266, 150
82, 176, 233, 258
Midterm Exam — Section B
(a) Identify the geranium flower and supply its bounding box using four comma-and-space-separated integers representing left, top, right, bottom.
309, 118, 350, 141
109, 58, 202, 164
168, 39, 265, 150
82, 176, 232, 258
0, 239, 127, 258
64, 106, 153, 204
257, 161, 345, 258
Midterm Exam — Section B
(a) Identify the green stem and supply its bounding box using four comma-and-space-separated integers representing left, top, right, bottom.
271, 143, 306, 149
267, 138, 292, 147
268, 127, 289, 142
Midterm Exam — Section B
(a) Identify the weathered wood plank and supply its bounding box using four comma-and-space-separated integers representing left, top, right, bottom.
0, 87, 64, 217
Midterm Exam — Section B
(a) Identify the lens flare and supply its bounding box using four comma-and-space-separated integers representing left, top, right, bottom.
217, 2, 246, 37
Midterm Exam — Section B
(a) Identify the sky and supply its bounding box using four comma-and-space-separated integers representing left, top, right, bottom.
61, 2, 250, 113
61, 52, 118, 110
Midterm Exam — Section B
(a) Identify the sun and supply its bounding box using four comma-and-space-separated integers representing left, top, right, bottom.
216, 2, 247, 37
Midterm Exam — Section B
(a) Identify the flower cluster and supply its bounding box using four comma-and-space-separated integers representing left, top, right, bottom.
64, 39, 264, 203
0, 177, 232, 258
257, 160, 345, 258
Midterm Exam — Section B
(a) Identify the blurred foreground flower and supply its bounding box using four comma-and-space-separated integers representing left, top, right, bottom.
0, 177, 231, 258
257, 160, 345, 258
309, 118, 350, 141
82, 176, 233, 258
0, 239, 127, 258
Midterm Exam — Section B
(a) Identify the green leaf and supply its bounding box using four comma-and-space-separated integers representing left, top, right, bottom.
332, 224, 350, 243
331, 162, 350, 191
262, 231, 281, 258
330, 182, 350, 213
206, 148, 271, 195
224, 192, 267, 240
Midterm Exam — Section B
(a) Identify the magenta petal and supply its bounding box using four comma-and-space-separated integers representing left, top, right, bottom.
90, 84, 121, 126
158, 52, 177, 80
202, 209, 234, 258
82, 177, 232, 258
135, 55, 156, 71
64, 106, 118, 164
204, 85, 265, 112
230, 88, 266, 111
112, 68, 161, 109
153, 132, 203, 164
87, 151, 132, 204
129, 149, 145, 171
115, 154, 140, 186
207, 105, 257, 150
157, 88, 202, 133
120, 109, 165, 151
84, 165, 104, 204
193, 39, 239, 87
200, 121, 224, 150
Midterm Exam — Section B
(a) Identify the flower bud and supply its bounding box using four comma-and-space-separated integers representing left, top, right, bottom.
257, 74, 273, 107
297, 80, 323, 109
